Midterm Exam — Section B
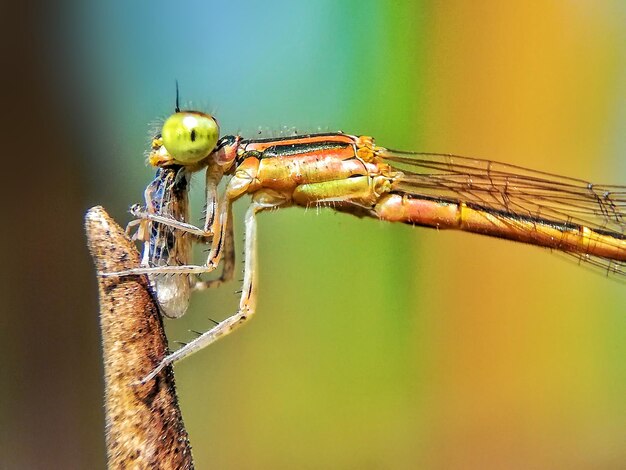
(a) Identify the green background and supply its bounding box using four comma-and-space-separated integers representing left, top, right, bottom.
3, 1, 625, 468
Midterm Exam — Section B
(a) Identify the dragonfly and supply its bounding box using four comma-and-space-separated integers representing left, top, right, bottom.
103, 108, 626, 383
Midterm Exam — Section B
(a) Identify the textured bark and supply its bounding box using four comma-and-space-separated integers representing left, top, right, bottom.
85, 206, 194, 469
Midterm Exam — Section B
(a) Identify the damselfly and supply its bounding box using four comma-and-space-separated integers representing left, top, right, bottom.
104, 109, 626, 383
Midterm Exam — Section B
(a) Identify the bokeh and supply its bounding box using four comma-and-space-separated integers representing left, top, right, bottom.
2, 1, 625, 468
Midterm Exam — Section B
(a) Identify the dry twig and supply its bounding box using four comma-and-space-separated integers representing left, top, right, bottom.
85, 206, 194, 469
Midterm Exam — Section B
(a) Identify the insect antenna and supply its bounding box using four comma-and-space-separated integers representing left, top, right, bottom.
175, 79, 180, 113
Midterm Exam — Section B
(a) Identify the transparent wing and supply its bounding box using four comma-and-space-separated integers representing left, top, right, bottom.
145, 166, 192, 268
380, 149, 626, 277
142, 166, 194, 318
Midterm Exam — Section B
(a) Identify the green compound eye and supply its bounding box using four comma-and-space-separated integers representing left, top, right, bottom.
161, 111, 220, 164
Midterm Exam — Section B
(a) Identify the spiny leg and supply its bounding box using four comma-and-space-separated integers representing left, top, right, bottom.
129, 205, 211, 238
100, 218, 223, 277
99, 263, 219, 277
171, 161, 230, 278
141, 190, 288, 383
193, 209, 235, 290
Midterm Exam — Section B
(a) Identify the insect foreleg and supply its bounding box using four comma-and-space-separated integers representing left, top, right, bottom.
129, 205, 211, 238
193, 212, 235, 290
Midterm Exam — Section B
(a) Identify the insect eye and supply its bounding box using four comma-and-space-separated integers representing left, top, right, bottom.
161, 112, 219, 164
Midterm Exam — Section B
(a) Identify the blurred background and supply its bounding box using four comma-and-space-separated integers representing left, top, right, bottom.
2, 1, 625, 468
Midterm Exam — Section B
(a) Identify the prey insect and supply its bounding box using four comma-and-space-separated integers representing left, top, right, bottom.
103, 109, 626, 383
125, 136, 234, 319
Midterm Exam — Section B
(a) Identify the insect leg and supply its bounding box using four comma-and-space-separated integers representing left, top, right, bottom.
141, 189, 289, 383
129, 205, 210, 238
192, 211, 235, 290
100, 264, 218, 277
